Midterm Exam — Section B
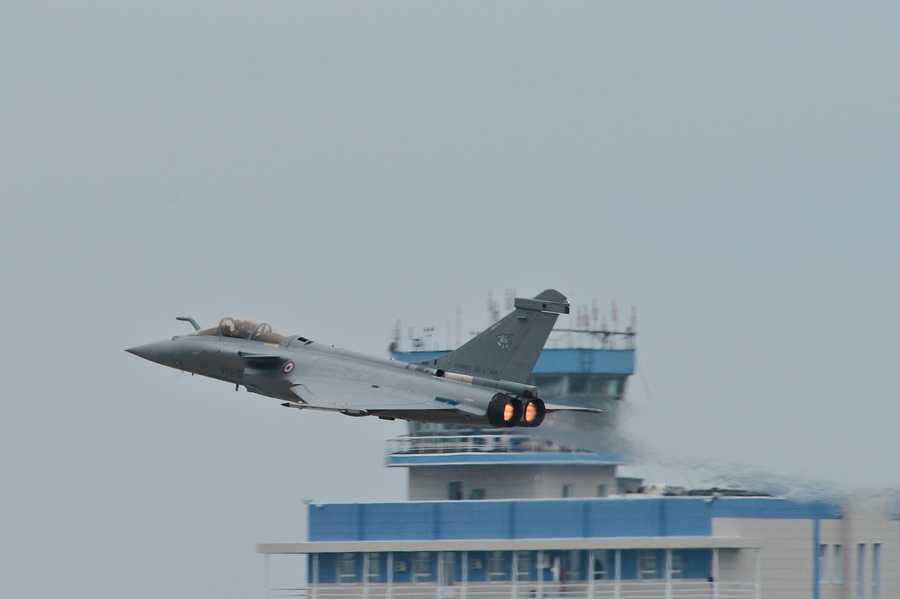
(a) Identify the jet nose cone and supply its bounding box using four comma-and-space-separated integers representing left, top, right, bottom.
126, 341, 168, 364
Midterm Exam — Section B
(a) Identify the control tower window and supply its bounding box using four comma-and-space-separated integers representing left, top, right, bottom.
833, 545, 844, 584
338, 553, 357, 583
413, 552, 432, 583
562, 550, 581, 581
552, 375, 629, 397
592, 550, 609, 580
530, 375, 564, 398
410, 422, 454, 435
448, 482, 462, 500
366, 553, 381, 583
568, 375, 589, 394
671, 553, 683, 579
488, 551, 506, 582
818, 545, 829, 584
639, 551, 658, 579
515, 551, 531, 581
607, 378, 623, 396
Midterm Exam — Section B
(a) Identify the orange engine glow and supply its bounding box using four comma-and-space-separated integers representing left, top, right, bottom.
521, 398, 545, 427
488, 394, 523, 427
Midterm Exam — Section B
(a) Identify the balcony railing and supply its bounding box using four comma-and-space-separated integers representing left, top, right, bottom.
385, 434, 599, 459
269, 580, 759, 599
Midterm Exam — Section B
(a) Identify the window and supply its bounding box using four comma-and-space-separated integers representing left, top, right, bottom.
833, 544, 844, 584
366, 553, 380, 583
588, 377, 607, 394
607, 378, 623, 396
871, 543, 881, 599
411, 421, 450, 435
618, 478, 641, 494
670, 553, 683, 579
597, 484, 608, 497
819, 544, 829, 584
639, 551, 658, 580
514, 551, 531, 582
562, 483, 575, 498
592, 550, 608, 580
448, 482, 462, 500
857, 544, 866, 599
488, 551, 506, 582
469, 488, 485, 500
531, 375, 564, 398
562, 550, 581, 581
537, 551, 551, 570
413, 552, 432, 583
338, 553, 357, 583
439, 553, 456, 587
568, 375, 589, 394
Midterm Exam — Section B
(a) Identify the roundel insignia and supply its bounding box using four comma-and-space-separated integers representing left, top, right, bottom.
282, 361, 295, 374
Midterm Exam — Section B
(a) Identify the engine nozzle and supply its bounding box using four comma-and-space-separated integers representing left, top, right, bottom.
487, 394, 523, 427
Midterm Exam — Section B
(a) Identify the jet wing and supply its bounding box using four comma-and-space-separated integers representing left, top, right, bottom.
286, 374, 483, 416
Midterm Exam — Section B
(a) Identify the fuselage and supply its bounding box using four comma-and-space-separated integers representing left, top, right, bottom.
128, 315, 544, 428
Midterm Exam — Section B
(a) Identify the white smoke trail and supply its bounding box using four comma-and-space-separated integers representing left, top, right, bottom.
536, 407, 850, 502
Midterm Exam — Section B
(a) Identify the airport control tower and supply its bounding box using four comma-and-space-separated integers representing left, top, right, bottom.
386, 297, 638, 501
259, 294, 898, 599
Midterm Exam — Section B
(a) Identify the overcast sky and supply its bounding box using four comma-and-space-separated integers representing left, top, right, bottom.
2, 3, 899, 598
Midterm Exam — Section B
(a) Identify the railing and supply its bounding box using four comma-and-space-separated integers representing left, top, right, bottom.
268, 581, 759, 599
385, 434, 607, 459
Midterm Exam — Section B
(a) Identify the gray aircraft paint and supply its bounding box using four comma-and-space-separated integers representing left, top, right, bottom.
127, 290, 598, 429
419, 289, 569, 384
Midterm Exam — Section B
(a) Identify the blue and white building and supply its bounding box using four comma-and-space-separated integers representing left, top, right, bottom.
260, 326, 898, 599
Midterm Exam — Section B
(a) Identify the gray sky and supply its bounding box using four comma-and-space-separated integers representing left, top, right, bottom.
2, 3, 899, 598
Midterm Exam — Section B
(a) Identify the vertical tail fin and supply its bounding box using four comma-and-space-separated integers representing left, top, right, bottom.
420, 289, 569, 383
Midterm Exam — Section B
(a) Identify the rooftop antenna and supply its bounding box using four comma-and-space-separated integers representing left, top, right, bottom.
487, 290, 500, 324
601, 314, 609, 348
388, 320, 401, 354
592, 299, 599, 330
628, 306, 638, 349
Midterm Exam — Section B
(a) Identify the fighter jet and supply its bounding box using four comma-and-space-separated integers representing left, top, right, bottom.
126, 289, 599, 428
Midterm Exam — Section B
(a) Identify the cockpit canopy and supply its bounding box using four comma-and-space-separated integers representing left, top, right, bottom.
192, 316, 291, 344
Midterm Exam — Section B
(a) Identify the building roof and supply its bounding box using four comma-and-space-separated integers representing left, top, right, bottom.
259, 535, 759, 555
301, 496, 841, 545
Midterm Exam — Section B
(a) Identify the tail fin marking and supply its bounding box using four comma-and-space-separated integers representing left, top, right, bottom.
420, 289, 569, 384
